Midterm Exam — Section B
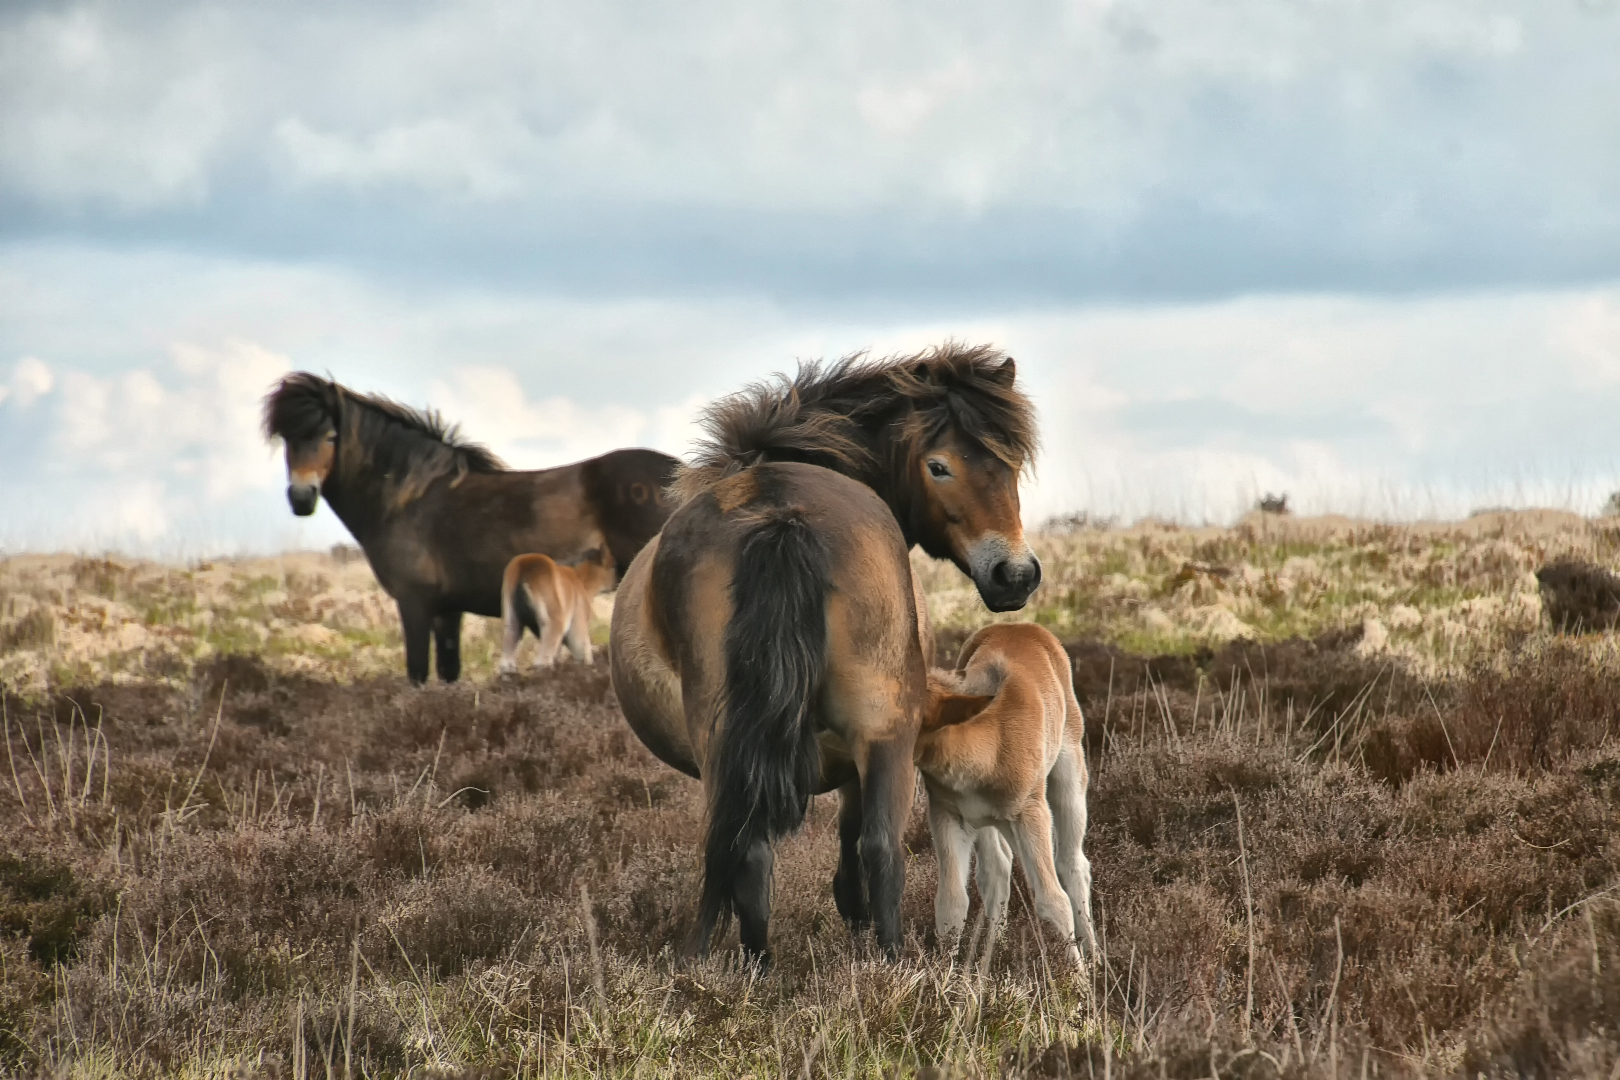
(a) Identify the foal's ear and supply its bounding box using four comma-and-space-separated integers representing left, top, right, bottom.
924, 692, 994, 732
989, 357, 1017, 387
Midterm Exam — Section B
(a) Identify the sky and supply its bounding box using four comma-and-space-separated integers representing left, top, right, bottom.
4, 0, 1620, 554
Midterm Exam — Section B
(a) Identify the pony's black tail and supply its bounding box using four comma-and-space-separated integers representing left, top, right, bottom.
693, 510, 832, 956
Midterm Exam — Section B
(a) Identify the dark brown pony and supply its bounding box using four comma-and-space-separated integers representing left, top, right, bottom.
263, 372, 678, 684
610, 343, 1040, 965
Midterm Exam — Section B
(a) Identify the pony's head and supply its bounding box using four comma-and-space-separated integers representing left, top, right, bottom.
888, 348, 1041, 612
262, 373, 341, 516
263, 372, 505, 519
680, 343, 1043, 612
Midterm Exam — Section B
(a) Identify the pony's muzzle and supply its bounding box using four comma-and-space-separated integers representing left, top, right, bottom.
287, 483, 320, 516
966, 536, 1041, 612
983, 554, 1041, 611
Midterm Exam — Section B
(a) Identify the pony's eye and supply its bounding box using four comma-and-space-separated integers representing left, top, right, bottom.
324, 432, 336, 444
927, 460, 951, 479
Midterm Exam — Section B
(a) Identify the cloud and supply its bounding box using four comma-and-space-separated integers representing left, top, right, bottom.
0, 356, 53, 407
7, 242, 1620, 553
2, 2, 1619, 298
426, 366, 706, 468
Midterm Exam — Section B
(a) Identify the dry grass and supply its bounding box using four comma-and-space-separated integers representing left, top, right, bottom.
2, 511, 1620, 1077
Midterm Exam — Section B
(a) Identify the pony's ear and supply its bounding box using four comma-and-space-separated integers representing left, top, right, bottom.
923, 692, 994, 732
990, 357, 1017, 387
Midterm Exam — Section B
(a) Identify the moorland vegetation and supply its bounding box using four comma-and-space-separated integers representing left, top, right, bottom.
3, 509, 1620, 1077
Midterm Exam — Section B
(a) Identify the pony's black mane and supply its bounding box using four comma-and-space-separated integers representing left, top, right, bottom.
263, 373, 504, 507
676, 342, 1038, 502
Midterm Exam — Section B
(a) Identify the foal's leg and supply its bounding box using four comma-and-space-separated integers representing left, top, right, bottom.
498, 585, 526, 676
974, 828, 1014, 974
1005, 799, 1082, 966
433, 611, 463, 683
399, 600, 433, 685
832, 779, 869, 931
533, 601, 566, 668
1048, 743, 1098, 959
565, 597, 593, 664
857, 738, 916, 958
927, 796, 975, 957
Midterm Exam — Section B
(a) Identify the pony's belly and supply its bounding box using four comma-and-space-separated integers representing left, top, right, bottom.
609, 540, 701, 779
924, 778, 1011, 830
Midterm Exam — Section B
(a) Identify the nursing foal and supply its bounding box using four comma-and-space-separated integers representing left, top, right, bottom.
919, 622, 1099, 968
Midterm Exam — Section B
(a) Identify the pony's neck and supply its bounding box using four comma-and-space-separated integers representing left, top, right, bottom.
316, 470, 388, 549
315, 409, 394, 548
858, 431, 924, 550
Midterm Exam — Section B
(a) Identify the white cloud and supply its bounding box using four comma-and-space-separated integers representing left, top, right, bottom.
6, 242, 1620, 552
427, 366, 707, 468
0, 356, 54, 408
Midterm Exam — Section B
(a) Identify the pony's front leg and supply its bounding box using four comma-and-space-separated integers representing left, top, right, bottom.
399, 601, 433, 685
433, 612, 463, 683
832, 778, 869, 931
857, 737, 916, 959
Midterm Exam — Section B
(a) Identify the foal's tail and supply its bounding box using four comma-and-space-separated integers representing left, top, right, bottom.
693, 509, 832, 955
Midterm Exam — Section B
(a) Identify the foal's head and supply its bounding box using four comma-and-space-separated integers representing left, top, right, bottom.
263, 373, 341, 516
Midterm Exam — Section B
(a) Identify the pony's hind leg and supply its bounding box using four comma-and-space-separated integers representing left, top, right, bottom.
832, 779, 869, 931
856, 737, 916, 958
974, 827, 1013, 974
1048, 743, 1098, 959
732, 837, 776, 968
433, 612, 463, 683
1005, 799, 1082, 966
927, 796, 975, 958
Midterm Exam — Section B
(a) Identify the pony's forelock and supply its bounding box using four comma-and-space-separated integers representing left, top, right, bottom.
679, 342, 1038, 499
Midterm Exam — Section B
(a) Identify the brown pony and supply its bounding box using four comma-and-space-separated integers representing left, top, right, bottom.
609, 343, 1040, 965
497, 548, 616, 674
919, 622, 1098, 971
263, 373, 677, 684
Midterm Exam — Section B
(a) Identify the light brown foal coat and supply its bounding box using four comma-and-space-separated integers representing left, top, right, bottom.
918, 622, 1098, 968
498, 549, 616, 673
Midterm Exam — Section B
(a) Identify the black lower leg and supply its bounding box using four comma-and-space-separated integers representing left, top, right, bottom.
832, 778, 869, 930
434, 612, 463, 683
859, 741, 914, 959
400, 603, 432, 685
733, 838, 775, 969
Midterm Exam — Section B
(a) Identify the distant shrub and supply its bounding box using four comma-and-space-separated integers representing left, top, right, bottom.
1603, 490, 1620, 518
0, 607, 55, 651
329, 543, 364, 564
1536, 558, 1620, 633
1039, 511, 1115, 534
1257, 492, 1290, 515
